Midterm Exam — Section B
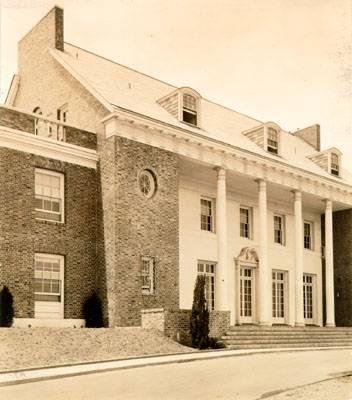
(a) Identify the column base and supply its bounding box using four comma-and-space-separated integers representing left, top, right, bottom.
295, 322, 305, 327
325, 323, 336, 327
259, 321, 272, 326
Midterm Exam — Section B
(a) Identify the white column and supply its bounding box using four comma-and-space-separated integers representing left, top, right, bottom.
325, 199, 335, 327
258, 180, 270, 325
294, 190, 305, 326
216, 167, 229, 311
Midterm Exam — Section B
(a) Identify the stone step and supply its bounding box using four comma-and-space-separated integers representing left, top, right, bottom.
227, 326, 352, 331
223, 332, 352, 338
225, 343, 352, 350
222, 338, 352, 345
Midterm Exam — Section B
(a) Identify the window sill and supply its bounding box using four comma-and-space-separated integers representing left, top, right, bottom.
35, 218, 65, 226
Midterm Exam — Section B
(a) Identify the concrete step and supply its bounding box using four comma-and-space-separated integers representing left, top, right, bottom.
227, 326, 352, 332
222, 338, 352, 345
222, 333, 352, 339
226, 343, 352, 350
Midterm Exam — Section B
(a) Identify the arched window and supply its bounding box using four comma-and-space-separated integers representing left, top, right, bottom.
182, 93, 197, 126
267, 128, 279, 154
330, 153, 339, 176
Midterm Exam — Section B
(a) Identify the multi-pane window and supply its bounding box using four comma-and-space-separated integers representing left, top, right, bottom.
182, 94, 197, 126
267, 128, 279, 155
272, 271, 285, 319
197, 261, 215, 310
330, 153, 339, 176
304, 221, 313, 250
34, 255, 63, 302
35, 169, 64, 222
240, 267, 253, 318
201, 197, 214, 232
303, 274, 313, 320
274, 214, 285, 245
240, 207, 252, 239
141, 256, 155, 295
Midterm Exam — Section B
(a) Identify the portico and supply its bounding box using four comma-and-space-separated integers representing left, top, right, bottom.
178, 156, 348, 327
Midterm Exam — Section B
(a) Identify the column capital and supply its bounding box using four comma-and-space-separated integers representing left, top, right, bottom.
292, 190, 302, 201
214, 167, 226, 180
256, 179, 266, 191
324, 199, 333, 209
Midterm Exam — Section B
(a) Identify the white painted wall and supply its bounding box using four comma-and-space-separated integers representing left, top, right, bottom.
179, 175, 323, 326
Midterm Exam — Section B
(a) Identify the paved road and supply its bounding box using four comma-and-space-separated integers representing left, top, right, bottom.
1, 349, 351, 400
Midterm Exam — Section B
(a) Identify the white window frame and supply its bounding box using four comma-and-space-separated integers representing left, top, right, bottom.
200, 196, 215, 233
303, 221, 314, 250
272, 270, 288, 324
274, 214, 285, 245
182, 93, 198, 127
303, 273, 316, 324
240, 206, 252, 239
266, 127, 279, 155
197, 261, 216, 310
141, 256, 155, 295
34, 253, 64, 319
330, 152, 340, 176
35, 168, 65, 223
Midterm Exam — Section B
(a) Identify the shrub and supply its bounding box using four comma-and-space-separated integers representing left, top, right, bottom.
190, 275, 209, 349
207, 337, 226, 349
83, 292, 104, 328
0, 286, 14, 327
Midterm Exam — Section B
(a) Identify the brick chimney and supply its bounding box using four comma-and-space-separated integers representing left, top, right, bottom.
293, 124, 321, 151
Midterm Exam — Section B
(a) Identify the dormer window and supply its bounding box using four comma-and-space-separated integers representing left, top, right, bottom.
267, 128, 279, 154
330, 153, 339, 176
182, 93, 197, 126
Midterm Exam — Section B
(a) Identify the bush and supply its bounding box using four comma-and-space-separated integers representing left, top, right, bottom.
83, 292, 104, 328
190, 275, 209, 349
0, 286, 14, 327
207, 337, 226, 349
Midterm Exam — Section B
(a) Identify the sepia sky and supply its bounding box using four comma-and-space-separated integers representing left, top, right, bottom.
1, 0, 352, 169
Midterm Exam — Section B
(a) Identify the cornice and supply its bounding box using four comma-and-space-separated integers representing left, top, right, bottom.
0, 126, 98, 169
102, 110, 352, 206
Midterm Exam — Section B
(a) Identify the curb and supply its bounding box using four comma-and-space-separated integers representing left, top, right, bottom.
0, 346, 351, 387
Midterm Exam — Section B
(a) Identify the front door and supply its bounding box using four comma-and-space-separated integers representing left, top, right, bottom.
303, 274, 315, 324
272, 270, 287, 324
239, 266, 255, 323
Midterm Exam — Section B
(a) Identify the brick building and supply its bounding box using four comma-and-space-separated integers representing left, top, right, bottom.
1, 7, 351, 330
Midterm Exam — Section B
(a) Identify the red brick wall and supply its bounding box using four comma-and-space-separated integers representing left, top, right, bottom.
0, 147, 98, 319
0, 107, 97, 150
141, 308, 231, 344
100, 136, 179, 326
333, 209, 352, 326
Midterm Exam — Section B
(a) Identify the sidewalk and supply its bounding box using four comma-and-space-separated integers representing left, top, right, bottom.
1, 346, 351, 387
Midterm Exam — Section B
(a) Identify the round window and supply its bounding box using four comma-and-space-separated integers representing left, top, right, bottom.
138, 169, 156, 198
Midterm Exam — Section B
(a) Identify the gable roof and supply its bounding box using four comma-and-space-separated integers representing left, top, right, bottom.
50, 42, 351, 184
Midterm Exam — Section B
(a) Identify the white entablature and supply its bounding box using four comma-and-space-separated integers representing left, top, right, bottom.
102, 109, 352, 207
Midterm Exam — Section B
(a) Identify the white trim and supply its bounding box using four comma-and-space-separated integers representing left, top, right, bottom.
34, 253, 65, 319
200, 195, 216, 233
13, 318, 85, 328
35, 168, 65, 223
272, 269, 288, 324
5, 75, 20, 106
102, 113, 352, 207
0, 126, 98, 169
